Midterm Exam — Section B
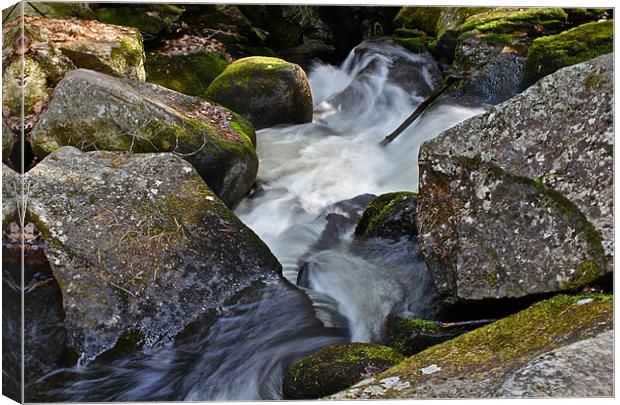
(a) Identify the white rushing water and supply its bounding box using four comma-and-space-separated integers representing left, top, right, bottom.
236, 40, 485, 342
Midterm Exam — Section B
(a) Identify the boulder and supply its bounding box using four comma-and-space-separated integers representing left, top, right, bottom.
204, 56, 313, 129
145, 46, 230, 96
449, 7, 568, 104
496, 329, 613, 397
522, 20, 613, 88
393, 7, 442, 36
331, 294, 613, 398
22, 146, 282, 361
2, 16, 145, 134
417, 54, 613, 301
355, 192, 418, 240
31, 69, 257, 206
283, 342, 404, 399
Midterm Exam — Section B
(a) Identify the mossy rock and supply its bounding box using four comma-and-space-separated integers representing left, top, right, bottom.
355, 192, 418, 240
145, 51, 229, 97
2, 2, 96, 22
393, 7, 442, 36
96, 4, 183, 38
384, 316, 465, 356
205, 56, 313, 129
332, 294, 613, 398
180, 4, 252, 33
522, 20, 613, 88
31, 69, 258, 206
459, 7, 568, 34
283, 342, 404, 399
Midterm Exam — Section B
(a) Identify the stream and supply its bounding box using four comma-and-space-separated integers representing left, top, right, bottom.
27, 40, 484, 401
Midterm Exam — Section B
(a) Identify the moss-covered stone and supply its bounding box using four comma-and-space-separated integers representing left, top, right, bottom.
332, 294, 613, 398
31, 69, 258, 206
459, 7, 568, 34
355, 192, 418, 240
145, 51, 229, 96
522, 20, 613, 87
283, 342, 404, 399
96, 4, 183, 38
393, 7, 442, 36
205, 56, 313, 129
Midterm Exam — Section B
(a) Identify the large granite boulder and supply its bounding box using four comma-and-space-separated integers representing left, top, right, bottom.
2, 16, 145, 135
417, 54, 613, 302
31, 69, 258, 206
331, 294, 613, 398
20, 147, 281, 361
205, 56, 313, 129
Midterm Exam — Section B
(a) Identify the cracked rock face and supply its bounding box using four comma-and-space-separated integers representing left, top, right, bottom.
417, 53, 613, 301
11, 147, 281, 362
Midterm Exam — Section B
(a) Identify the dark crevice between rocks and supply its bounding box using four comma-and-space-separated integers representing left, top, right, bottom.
8, 137, 37, 173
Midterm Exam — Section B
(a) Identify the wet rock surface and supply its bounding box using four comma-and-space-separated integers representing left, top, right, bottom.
205, 56, 313, 129
31, 69, 258, 206
330, 294, 613, 399
355, 192, 418, 240
417, 54, 613, 301
19, 147, 281, 362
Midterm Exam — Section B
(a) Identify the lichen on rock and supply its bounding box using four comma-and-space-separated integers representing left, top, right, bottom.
417, 54, 613, 301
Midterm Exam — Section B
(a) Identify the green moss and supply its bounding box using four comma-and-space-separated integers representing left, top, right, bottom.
359, 294, 613, 398
145, 52, 229, 96
355, 192, 417, 238
482, 32, 523, 45
460, 7, 568, 33
523, 20, 613, 86
394, 7, 442, 36
96, 4, 182, 37
284, 343, 404, 399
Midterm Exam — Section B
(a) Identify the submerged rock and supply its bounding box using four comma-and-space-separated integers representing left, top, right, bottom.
204, 56, 313, 129
331, 294, 613, 398
355, 192, 418, 240
417, 54, 613, 302
31, 69, 257, 206
523, 20, 613, 88
22, 147, 281, 361
283, 342, 403, 399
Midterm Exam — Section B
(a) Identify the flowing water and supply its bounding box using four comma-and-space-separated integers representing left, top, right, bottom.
26, 40, 485, 401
